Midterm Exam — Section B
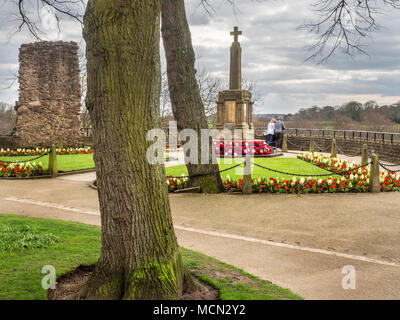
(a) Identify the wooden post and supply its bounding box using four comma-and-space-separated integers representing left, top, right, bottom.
331, 138, 337, 158
361, 144, 368, 166
282, 135, 288, 153
369, 153, 380, 193
242, 154, 252, 194
309, 138, 315, 153
48, 145, 58, 177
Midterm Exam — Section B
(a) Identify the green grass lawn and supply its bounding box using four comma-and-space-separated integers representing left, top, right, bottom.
0, 214, 301, 300
166, 157, 338, 180
0, 154, 336, 180
0, 154, 95, 173
0, 153, 172, 173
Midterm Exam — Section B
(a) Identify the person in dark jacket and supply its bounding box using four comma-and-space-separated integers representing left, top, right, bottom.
274, 117, 286, 150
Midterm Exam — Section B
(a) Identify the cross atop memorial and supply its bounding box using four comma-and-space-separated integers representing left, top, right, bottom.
229, 26, 242, 90
230, 26, 242, 43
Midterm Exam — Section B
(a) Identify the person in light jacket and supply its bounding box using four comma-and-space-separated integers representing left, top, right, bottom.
266, 118, 276, 146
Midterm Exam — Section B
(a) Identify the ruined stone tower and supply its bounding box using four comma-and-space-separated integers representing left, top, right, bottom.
14, 41, 82, 147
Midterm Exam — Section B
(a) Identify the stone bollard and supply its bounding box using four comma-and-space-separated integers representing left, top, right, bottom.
369, 153, 380, 193
309, 138, 315, 153
331, 138, 337, 158
242, 154, 252, 195
48, 145, 58, 178
282, 135, 288, 153
361, 144, 368, 166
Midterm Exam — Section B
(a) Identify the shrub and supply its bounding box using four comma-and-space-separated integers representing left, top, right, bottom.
0, 225, 59, 253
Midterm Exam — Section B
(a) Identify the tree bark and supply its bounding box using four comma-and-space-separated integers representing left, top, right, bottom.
161, 0, 224, 193
82, 0, 191, 300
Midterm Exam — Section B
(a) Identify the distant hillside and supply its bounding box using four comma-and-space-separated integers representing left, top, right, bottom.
285, 101, 400, 132
254, 114, 286, 119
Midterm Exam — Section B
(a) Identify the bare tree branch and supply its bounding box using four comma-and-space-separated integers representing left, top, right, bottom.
195, 0, 239, 16
302, 0, 400, 63
8, 0, 85, 40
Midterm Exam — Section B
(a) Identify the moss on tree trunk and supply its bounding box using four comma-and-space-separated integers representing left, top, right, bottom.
161, 0, 224, 194
82, 0, 191, 300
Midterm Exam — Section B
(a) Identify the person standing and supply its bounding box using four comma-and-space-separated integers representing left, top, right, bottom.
274, 117, 286, 150
267, 118, 276, 147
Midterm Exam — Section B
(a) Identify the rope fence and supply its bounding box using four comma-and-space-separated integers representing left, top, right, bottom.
0, 153, 49, 164
286, 135, 400, 169
312, 141, 331, 152
167, 161, 246, 179
379, 162, 400, 173
334, 144, 363, 158
287, 137, 378, 160
379, 162, 400, 167
253, 161, 371, 178
287, 139, 302, 148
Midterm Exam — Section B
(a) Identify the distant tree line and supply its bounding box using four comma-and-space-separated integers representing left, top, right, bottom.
285, 101, 400, 132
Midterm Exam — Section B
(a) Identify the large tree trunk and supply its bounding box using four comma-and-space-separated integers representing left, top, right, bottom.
82, 0, 191, 300
161, 0, 224, 193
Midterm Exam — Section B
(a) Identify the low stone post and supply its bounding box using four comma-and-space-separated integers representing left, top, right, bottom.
48, 145, 58, 178
331, 138, 337, 158
361, 144, 368, 166
309, 138, 315, 153
282, 135, 288, 153
242, 154, 252, 195
369, 153, 380, 193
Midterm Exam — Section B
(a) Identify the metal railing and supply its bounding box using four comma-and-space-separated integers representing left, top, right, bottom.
81, 126, 400, 144
278, 128, 400, 144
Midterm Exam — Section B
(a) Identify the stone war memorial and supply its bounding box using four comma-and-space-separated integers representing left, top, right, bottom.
214, 27, 271, 157
216, 26, 254, 137
13, 41, 83, 147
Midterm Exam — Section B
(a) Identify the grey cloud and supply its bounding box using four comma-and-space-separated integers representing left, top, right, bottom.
0, 0, 399, 114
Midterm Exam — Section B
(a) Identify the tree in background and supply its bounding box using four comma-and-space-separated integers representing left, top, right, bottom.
161, 0, 224, 193
161, 0, 263, 192
303, 0, 400, 62
286, 100, 400, 131
0, 102, 16, 135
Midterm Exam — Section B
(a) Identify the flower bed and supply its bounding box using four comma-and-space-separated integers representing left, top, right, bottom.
167, 176, 188, 192
0, 147, 94, 157
298, 152, 361, 173
297, 152, 400, 192
167, 153, 400, 193
223, 175, 370, 193
0, 161, 46, 178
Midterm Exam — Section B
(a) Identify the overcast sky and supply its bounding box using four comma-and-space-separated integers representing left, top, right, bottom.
0, 0, 399, 114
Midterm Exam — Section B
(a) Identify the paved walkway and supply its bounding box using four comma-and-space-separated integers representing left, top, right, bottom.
1, 151, 400, 299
